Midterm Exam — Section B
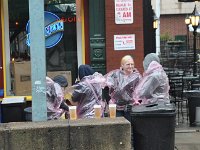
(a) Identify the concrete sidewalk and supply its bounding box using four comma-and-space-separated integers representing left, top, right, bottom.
175, 124, 200, 150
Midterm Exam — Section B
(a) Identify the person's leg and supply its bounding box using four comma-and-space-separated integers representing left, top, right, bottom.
124, 111, 131, 122
116, 110, 124, 117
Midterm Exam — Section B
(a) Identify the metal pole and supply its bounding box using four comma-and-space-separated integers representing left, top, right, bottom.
156, 0, 160, 55
154, 29, 157, 50
193, 27, 197, 76
29, 0, 47, 121
187, 25, 189, 51
186, 25, 189, 71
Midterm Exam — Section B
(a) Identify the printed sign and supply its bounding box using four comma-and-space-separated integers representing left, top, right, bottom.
115, 0, 133, 24
114, 34, 135, 50
26, 11, 64, 48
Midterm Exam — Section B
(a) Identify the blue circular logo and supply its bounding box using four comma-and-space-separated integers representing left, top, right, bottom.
26, 11, 64, 48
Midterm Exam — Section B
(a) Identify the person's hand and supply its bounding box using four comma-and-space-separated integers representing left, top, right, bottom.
60, 101, 69, 111
65, 99, 72, 106
133, 101, 140, 105
124, 104, 133, 112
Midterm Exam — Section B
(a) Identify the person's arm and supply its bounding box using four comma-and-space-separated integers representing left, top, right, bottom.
53, 83, 65, 108
104, 70, 118, 88
135, 75, 160, 100
69, 99, 79, 106
60, 101, 69, 110
70, 83, 87, 105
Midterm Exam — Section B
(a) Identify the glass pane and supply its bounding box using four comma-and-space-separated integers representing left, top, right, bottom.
45, 1, 78, 84
8, 0, 77, 96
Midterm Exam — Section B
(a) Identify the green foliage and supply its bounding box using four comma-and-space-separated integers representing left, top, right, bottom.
160, 33, 173, 41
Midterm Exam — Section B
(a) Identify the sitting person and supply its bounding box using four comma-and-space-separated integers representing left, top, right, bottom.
46, 75, 69, 120
132, 53, 170, 105
105, 55, 141, 118
68, 65, 107, 119
74, 64, 95, 84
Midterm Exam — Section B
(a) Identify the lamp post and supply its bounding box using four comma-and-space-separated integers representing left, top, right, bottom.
191, 5, 200, 76
185, 15, 191, 52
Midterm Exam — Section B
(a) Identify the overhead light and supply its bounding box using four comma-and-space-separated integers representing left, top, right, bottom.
190, 5, 200, 76
153, 10, 158, 29
185, 15, 191, 25
190, 5, 200, 27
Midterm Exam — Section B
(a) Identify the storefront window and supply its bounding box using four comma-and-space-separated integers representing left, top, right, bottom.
7, 0, 78, 96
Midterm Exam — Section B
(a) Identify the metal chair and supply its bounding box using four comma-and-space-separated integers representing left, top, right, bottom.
169, 75, 187, 123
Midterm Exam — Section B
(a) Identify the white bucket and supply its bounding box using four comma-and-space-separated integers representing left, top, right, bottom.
195, 107, 200, 125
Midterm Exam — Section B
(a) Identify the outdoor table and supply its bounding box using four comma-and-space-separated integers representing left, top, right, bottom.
169, 76, 182, 80
183, 90, 200, 97
167, 71, 184, 77
191, 84, 200, 90
183, 75, 199, 90
183, 76, 199, 80
169, 75, 199, 80
167, 40, 184, 45
169, 75, 199, 90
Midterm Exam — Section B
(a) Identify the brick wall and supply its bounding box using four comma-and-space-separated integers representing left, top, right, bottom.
160, 14, 187, 38
105, 0, 144, 73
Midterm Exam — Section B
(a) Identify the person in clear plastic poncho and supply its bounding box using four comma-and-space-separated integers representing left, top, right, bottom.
105, 55, 141, 117
132, 53, 170, 105
46, 75, 69, 120
69, 65, 107, 119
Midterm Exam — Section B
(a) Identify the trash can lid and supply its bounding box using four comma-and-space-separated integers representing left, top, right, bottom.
24, 107, 32, 113
130, 102, 175, 115
24, 107, 52, 113
2, 97, 26, 104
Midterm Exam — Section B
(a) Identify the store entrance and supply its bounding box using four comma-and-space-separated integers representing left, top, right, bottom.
7, 0, 78, 96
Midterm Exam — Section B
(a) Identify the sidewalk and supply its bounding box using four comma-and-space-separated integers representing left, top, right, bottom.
175, 116, 200, 150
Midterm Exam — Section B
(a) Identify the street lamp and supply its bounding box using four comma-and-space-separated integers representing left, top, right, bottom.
185, 15, 191, 26
191, 5, 200, 76
185, 15, 190, 52
153, 11, 158, 30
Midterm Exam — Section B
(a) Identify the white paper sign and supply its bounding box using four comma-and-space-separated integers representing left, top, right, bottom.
115, 0, 133, 24
114, 34, 135, 50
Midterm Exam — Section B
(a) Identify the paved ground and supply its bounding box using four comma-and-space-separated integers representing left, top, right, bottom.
175, 125, 200, 150
175, 106, 200, 150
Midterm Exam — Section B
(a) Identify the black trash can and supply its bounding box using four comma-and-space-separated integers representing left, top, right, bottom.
185, 90, 200, 126
130, 102, 176, 150
1, 97, 26, 123
24, 107, 53, 121
188, 96, 200, 126
24, 107, 32, 121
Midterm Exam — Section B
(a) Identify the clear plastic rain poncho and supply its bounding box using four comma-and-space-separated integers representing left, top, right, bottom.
71, 72, 106, 119
132, 53, 170, 105
46, 77, 67, 120
105, 69, 141, 110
